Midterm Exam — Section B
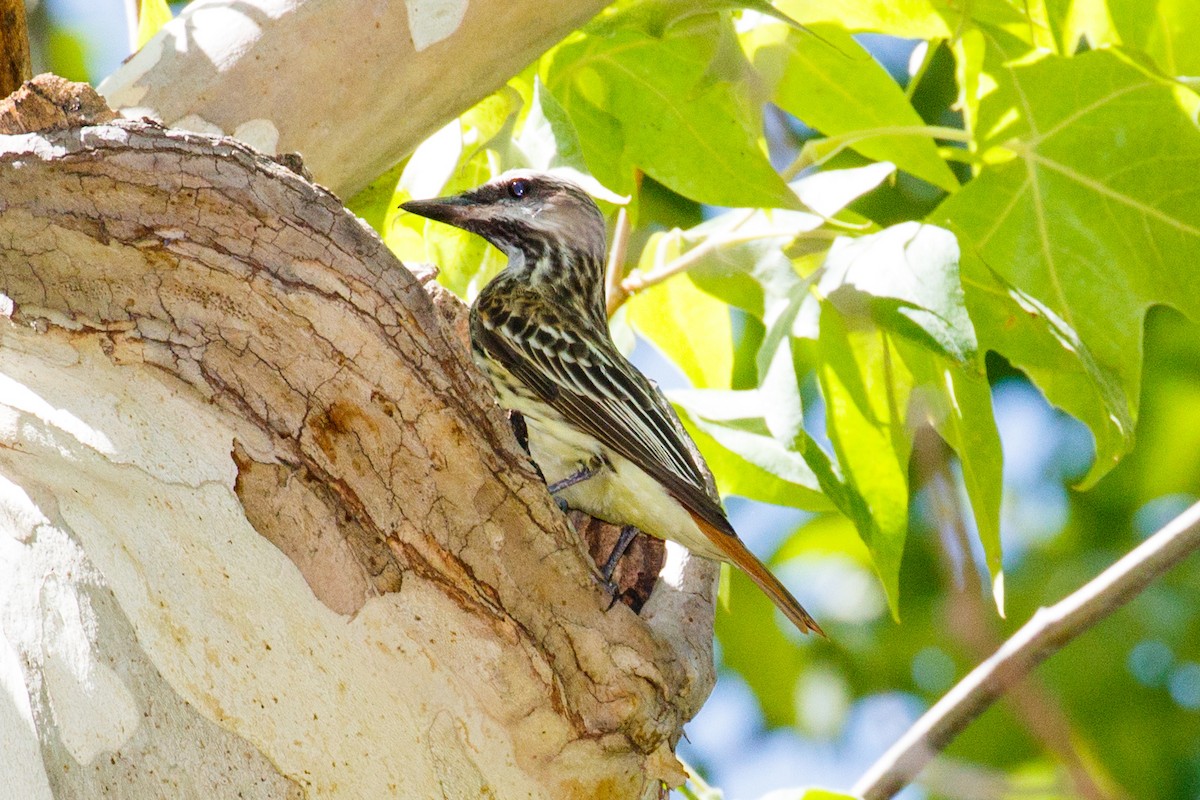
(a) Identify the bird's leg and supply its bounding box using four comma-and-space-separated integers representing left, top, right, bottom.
600, 525, 640, 584
546, 457, 603, 496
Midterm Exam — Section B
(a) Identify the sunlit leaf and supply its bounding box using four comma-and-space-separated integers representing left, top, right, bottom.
817, 310, 912, 617
775, 0, 953, 38
137, 0, 173, 48
746, 23, 959, 191
514, 78, 590, 175
790, 162, 897, 217
544, 16, 800, 208
901, 342, 1004, 596
817, 223, 976, 362
935, 47, 1200, 485
1047, 0, 1200, 77
672, 389, 832, 510
628, 232, 734, 389
593, 0, 809, 36
681, 208, 825, 318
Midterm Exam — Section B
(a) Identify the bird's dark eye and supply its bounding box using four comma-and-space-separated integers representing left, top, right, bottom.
508, 178, 530, 199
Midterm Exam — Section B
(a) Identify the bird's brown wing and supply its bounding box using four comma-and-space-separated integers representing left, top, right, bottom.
474, 303, 735, 538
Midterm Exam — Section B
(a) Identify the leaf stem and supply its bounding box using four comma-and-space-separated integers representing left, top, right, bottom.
853, 500, 1200, 799
782, 125, 972, 180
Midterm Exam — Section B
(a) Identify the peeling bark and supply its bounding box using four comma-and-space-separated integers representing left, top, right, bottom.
0, 78, 716, 799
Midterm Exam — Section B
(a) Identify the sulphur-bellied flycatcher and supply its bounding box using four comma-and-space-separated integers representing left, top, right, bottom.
401, 172, 823, 636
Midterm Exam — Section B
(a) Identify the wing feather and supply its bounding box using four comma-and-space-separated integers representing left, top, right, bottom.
474, 304, 735, 537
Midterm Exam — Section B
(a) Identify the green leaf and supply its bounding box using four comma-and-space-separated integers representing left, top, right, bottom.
952, 28, 987, 157
774, 0, 953, 39
137, 0, 173, 48
790, 161, 897, 217
746, 23, 960, 191
592, 0, 809, 36
514, 79, 590, 175
935, 47, 1200, 485
672, 389, 833, 510
816, 223, 976, 362
901, 341, 1004, 602
1109, 0, 1200, 77
817, 310, 912, 618
628, 232, 734, 389
544, 18, 800, 208
777, 0, 1056, 47
1047, 0, 1200, 77
801, 223, 998, 600
678, 207, 826, 318
959, 249, 1132, 481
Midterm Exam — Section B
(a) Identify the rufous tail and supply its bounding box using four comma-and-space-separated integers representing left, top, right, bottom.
689, 511, 826, 637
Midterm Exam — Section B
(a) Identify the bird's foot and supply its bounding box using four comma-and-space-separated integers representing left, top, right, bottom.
546, 456, 604, 495
595, 525, 640, 610
600, 525, 639, 582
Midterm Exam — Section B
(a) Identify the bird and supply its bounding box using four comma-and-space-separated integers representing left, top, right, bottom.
401, 171, 824, 636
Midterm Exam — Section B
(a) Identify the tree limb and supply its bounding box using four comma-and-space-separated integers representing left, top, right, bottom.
854, 499, 1200, 799
0, 77, 717, 799
96, 0, 611, 197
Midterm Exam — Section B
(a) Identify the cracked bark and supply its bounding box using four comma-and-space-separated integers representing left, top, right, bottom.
0, 77, 717, 799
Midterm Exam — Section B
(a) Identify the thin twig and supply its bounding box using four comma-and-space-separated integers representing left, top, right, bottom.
853, 499, 1200, 799
617, 209, 759, 302
618, 226, 841, 302
917, 434, 1123, 800
604, 202, 633, 317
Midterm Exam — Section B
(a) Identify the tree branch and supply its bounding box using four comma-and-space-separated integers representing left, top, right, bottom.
854, 499, 1200, 799
916, 433, 1125, 800
604, 203, 633, 317
97, 0, 610, 197
0, 77, 717, 799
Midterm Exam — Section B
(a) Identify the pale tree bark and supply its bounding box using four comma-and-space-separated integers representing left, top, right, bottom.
0, 75, 718, 799
96, 0, 612, 197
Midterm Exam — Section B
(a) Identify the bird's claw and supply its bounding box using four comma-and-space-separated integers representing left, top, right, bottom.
592, 571, 623, 610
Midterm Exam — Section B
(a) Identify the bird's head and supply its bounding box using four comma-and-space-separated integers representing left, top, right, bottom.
400, 171, 608, 275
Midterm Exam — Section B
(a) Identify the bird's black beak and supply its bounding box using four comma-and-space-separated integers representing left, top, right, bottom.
399, 194, 481, 230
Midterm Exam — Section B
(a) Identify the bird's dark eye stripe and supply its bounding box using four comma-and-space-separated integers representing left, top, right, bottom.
508, 178, 530, 199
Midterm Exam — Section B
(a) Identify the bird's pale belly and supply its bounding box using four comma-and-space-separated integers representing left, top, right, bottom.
525, 409, 724, 563
477, 350, 724, 560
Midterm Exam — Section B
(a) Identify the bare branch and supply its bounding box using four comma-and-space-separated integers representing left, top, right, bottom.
854, 500, 1200, 799
605, 203, 633, 317
915, 433, 1126, 800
